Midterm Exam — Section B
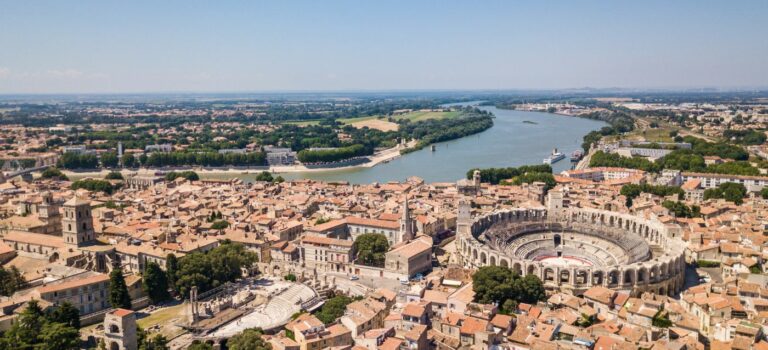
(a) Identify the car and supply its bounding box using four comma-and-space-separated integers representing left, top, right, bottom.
349, 275, 359, 280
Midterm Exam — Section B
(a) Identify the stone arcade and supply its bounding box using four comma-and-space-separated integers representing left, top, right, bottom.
455, 199, 686, 297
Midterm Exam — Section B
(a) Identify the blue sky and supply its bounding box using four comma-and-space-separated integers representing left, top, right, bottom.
1, 0, 766, 93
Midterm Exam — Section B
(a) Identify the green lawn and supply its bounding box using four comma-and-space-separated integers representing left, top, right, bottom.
397, 110, 461, 122
283, 120, 321, 126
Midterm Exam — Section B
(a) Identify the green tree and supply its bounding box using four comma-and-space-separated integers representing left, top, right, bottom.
122, 153, 137, 168
315, 295, 352, 324
101, 151, 119, 168
761, 187, 768, 200
255, 171, 273, 182
187, 340, 214, 350
227, 328, 272, 350
703, 182, 747, 204
4, 300, 46, 346
0, 266, 26, 296
166, 254, 179, 292
105, 171, 124, 180
109, 268, 133, 309
353, 233, 389, 267
143, 262, 170, 304
38, 322, 80, 350
211, 220, 229, 230
40, 167, 69, 181
174, 242, 257, 297
472, 266, 545, 314
47, 302, 81, 329
141, 334, 169, 350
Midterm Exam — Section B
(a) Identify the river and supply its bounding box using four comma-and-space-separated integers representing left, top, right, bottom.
205, 104, 607, 184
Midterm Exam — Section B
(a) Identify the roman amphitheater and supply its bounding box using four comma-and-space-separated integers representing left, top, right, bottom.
457, 203, 686, 296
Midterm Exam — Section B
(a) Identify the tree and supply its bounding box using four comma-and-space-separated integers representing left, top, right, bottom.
4, 300, 45, 346
143, 262, 170, 304
211, 220, 230, 230
315, 295, 353, 324
141, 334, 169, 350
187, 340, 214, 350
703, 182, 747, 204
762, 187, 768, 200
353, 233, 389, 267
105, 171, 124, 180
47, 302, 81, 329
38, 322, 80, 350
71, 179, 118, 194
166, 254, 179, 292
227, 328, 272, 350
255, 171, 274, 182
122, 153, 137, 168
101, 151, 119, 168
109, 268, 133, 309
174, 242, 257, 297
0, 266, 26, 296
472, 266, 545, 314
40, 167, 69, 181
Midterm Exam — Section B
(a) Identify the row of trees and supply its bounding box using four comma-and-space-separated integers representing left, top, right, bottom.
661, 200, 701, 218
400, 115, 494, 153
591, 150, 760, 176
467, 165, 552, 185
71, 179, 120, 194
297, 144, 372, 163
58, 152, 98, 169
620, 184, 684, 207
145, 151, 267, 167
164, 171, 200, 181
703, 182, 748, 205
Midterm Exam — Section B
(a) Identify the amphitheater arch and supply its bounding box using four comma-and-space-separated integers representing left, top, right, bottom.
659, 287, 666, 296
527, 265, 536, 276
544, 268, 555, 282
637, 267, 648, 284
592, 270, 604, 285
490, 256, 496, 266
623, 269, 634, 285
512, 262, 522, 275
576, 270, 588, 285
480, 252, 487, 265
500, 259, 509, 268
559, 270, 571, 284
472, 249, 478, 261
608, 270, 619, 286
650, 266, 659, 282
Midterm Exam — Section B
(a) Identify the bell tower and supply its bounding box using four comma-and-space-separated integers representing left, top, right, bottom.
400, 195, 414, 242
62, 197, 95, 247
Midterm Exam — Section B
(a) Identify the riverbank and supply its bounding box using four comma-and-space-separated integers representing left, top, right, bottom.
61, 140, 419, 180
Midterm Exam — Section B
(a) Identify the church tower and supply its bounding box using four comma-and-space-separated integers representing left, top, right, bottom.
62, 197, 95, 247
400, 195, 414, 242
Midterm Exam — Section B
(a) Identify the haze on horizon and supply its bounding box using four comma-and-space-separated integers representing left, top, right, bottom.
1, 0, 767, 94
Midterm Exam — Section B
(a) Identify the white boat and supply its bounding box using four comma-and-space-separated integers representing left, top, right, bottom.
543, 148, 566, 164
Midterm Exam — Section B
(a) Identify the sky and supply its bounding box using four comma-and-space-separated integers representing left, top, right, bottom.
1, 0, 767, 94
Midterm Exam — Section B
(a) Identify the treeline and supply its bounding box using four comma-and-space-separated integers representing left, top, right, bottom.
71, 179, 120, 194
297, 144, 372, 163
58, 152, 99, 169
145, 151, 266, 167
723, 129, 766, 145
580, 110, 636, 152
467, 165, 552, 185
400, 114, 494, 153
704, 183, 747, 205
